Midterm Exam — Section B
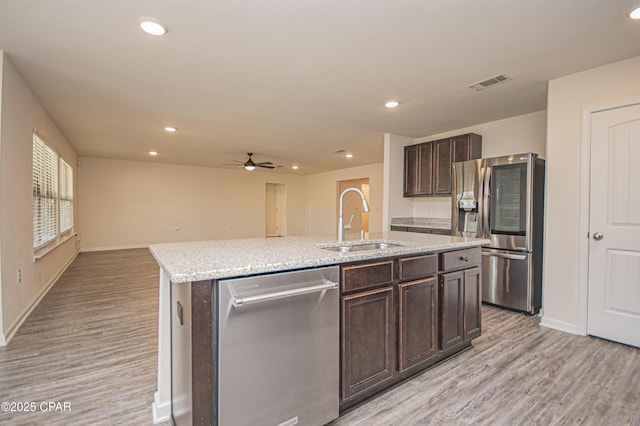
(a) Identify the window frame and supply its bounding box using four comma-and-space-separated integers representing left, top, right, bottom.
32, 132, 74, 256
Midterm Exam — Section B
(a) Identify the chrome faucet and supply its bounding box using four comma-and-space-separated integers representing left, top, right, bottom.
338, 187, 370, 242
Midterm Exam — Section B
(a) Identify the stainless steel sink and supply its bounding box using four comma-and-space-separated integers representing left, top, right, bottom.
320, 242, 402, 252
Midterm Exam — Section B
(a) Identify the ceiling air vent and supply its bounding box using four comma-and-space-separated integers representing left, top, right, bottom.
467, 73, 512, 91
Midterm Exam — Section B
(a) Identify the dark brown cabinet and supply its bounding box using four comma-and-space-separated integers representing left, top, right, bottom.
398, 254, 439, 373
404, 133, 482, 197
399, 276, 438, 372
404, 142, 433, 196
439, 270, 465, 350
463, 267, 482, 340
434, 138, 453, 195
453, 133, 482, 164
341, 287, 395, 401
340, 261, 395, 404
340, 248, 481, 410
439, 247, 482, 352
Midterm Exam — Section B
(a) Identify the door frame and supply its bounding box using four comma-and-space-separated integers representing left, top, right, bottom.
577, 95, 640, 336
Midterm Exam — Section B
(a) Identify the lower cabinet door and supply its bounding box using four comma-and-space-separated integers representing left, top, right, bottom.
439, 270, 464, 350
341, 287, 395, 401
399, 276, 439, 372
464, 267, 482, 340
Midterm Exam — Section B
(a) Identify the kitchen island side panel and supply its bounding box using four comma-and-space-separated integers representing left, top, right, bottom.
171, 280, 215, 426
192, 281, 214, 425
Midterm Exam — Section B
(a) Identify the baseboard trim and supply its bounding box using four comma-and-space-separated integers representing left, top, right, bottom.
152, 391, 172, 424
1, 250, 79, 347
81, 244, 149, 252
539, 316, 582, 335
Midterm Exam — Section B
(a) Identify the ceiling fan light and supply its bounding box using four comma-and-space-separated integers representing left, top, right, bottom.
244, 165, 255, 171
629, 5, 640, 19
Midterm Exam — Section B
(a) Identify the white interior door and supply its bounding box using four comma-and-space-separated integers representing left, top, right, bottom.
275, 183, 287, 236
588, 103, 640, 348
265, 183, 277, 237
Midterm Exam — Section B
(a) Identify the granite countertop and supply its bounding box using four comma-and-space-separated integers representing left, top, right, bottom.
391, 217, 452, 230
149, 231, 487, 283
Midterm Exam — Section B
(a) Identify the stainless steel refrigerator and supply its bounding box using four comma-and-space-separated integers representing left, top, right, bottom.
452, 153, 545, 314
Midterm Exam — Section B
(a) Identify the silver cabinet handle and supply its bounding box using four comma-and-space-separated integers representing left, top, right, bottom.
593, 232, 603, 241
232, 280, 338, 308
481, 251, 527, 260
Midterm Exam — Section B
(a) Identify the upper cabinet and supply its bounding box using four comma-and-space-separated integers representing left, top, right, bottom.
404, 142, 433, 196
404, 133, 482, 197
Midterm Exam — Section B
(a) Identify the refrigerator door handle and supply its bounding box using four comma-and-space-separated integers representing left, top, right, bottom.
481, 251, 527, 261
482, 163, 491, 238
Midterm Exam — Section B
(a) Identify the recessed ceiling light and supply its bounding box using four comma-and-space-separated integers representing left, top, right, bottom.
292, 165, 299, 170
345, 153, 354, 158
385, 101, 399, 108
139, 18, 168, 36
629, 5, 640, 19
164, 126, 177, 132
149, 151, 158, 156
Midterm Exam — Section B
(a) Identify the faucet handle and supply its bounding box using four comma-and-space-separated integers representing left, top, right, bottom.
344, 214, 354, 231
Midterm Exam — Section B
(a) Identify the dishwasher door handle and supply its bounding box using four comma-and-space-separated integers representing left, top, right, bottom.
232, 280, 339, 308
481, 251, 527, 261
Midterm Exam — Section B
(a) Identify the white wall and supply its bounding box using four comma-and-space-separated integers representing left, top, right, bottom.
542, 56, 640, 333
0, 52, 79, 344
385, 111, 547, 220
383, 133, 415, 229
78, 157, 307, 250
305, 163, 384, 236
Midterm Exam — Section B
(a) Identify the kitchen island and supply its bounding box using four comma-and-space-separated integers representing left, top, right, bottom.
150, 231, 487, 425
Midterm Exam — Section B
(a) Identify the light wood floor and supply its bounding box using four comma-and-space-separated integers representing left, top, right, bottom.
0, 249, 162, 425
333, 308, 640, 426
0, 249, 638, 425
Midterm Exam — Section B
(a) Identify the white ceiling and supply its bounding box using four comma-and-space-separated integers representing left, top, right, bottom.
1, 1, 639, 174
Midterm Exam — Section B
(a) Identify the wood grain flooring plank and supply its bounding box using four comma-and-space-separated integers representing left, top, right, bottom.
0, 249, 168, 426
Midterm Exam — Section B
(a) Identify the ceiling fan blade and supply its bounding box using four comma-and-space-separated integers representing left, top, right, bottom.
221, 163, 243, 166
256, 164, 275, 169
255, 161, 274, 166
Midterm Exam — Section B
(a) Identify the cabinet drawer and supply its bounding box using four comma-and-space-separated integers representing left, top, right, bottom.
341, 261, 394, 293
399, 254, 438, 282
440, 248, 481, 272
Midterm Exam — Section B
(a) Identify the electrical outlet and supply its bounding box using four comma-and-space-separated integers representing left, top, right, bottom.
17, 268, 22, 284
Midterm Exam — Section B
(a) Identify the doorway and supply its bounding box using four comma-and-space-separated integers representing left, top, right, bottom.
265, 183, 287, 237
584, 101, 640, 347
337, 178, 370, 240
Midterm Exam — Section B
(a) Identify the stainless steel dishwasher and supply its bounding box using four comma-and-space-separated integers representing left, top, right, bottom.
218, 266, 340, 426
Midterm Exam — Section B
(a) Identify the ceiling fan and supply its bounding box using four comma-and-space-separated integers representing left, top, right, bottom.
223, 153, 276, 170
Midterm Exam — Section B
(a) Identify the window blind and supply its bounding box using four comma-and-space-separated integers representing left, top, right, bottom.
33, 134, 59, 249
59, 158, 73, 233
